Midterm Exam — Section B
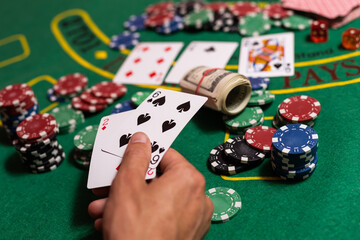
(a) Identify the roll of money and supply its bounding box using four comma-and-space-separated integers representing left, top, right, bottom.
180, 66, 252, 115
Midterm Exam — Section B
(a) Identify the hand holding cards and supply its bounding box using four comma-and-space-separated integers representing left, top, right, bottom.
87, 89, 207, 189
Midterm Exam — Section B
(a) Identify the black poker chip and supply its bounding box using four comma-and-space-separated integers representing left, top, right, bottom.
224, 136, 266, 165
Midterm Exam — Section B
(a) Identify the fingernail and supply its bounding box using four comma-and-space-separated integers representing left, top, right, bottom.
130, 132, 148, 144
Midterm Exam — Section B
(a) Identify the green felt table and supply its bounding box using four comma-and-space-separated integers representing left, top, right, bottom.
1, 0, 360, 239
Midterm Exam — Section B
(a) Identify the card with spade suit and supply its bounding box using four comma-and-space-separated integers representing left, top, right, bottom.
113, 42, 184, 85
238, 32, 294, 78
87, 89, 207, 189
165, 41, 238, 84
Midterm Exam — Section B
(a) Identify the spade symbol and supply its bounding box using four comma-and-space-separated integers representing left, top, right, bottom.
176, 101, 191, 113
119, 133, 132, 148
151, 141, 159, 153
205, 46, 215, 52
152, 96, 165, 107
137, 113, 151, 125
147, 98, 153, 103
253, 41, 259, 45
159, 147, 165, 154
274, 63, 282, 69
162, 119, 176, 133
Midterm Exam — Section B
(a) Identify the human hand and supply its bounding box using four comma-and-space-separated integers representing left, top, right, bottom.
88, 132, 214, 240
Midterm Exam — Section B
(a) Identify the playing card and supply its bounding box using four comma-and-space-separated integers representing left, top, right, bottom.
113, 42, 183, 85
87, 89, 207, 189
165, 41, 238, 84
238, 32, 294, 78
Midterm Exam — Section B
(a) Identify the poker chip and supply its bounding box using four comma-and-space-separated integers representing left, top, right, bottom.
247, 90, 275, 106
146, 2, 175, 15
282, 15, 312, 30
16, 113, 57, 141
130, 91, 152, 107
90, 81, 127, 99
53, 73, 88, 97
262, 3, 294, 19
47, 87, 67, 102
73, 125, 98, 151
238, 13, 271, 36
223, 107, 264, 134
205, 187, 242, 222
156, 15, 184, 34
50, 104, 84, 134
71, 96, 107, 113
175, 0, 205, 16
249, 77, 270, 90
204, 2, 228, 14
245, 126, 276, 153
109, 32, 140, 50
211, 12, 238, 32
124, 14, 147, 32
224, 136, 266, 165
80, 89, 114, 105
145, 11, 175, 27
230, 2, 261, 17
184, 9, 214, 30
111, 100, 135, 114
0, 83, 34, 107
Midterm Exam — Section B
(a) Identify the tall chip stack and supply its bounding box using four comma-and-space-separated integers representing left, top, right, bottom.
73, 125, 98, 168
271, 124, 319, 181
13, 113, 65, 173
47, 73, 88, 102
0, 84, 39, 139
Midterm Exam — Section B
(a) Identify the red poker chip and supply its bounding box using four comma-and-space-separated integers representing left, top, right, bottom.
263, 3, 293, 19
146, 2, 174, 15
53, 73, 88, 96
204, 2, 228, 13
245, 126, 277, 152
0, 84, 34, 108
278, 95, 321, 122
16, 113, 57, 140
20, 127, 59, 144
230, 2, 261, 17
72, 96, 107, 113
3, 97, 37, 116
90, 81, 127, 99
145, 11, 175, 27
80, 89, 114, 105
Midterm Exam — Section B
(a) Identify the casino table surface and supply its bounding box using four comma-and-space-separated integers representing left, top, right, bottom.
1, 0, 360, 239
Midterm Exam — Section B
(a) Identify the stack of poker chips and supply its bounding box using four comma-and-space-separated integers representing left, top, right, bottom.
50, 104, 84, 134
223, 107, 264, 135
72, 81, 127, 114
273, 95, 321, 128
47, 73, 88, 102
0, 84, 39, 139
73, 125, 98, 168
13, 113, 65, 173
247, 89, 275, 107
271, 124, 319, 181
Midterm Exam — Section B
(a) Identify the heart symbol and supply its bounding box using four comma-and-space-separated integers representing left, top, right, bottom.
151, 141, 159, 153
176, 101, 190, 113
119, 133, 132, 148
159, 147, 165, 154
162, 119, 176, 133
274, 63, 282, 69
137, 113, 151, 125
152, 96, 165, 107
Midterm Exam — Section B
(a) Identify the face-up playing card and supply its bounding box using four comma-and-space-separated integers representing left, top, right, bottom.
238, 32, 294, 78
87, 89, 207, 189
165, 41, 238, 84
113, 42, 184, 85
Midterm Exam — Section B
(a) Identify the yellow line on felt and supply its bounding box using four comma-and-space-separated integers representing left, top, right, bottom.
221, 176, 282, 181
40, 102, 59, 113
0, 34, 30, 68
27, 75, 57, 86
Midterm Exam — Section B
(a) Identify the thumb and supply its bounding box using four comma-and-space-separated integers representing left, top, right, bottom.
116, 132, 151, 182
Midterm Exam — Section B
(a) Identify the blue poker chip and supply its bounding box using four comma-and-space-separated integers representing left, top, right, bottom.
272, 124, 319, 156
249, 77, 270, 90
156, 15, 184, 34
111, 100, 135, 114
124, 14, 147, 32
109, 32, 140, 50
47, 87, 66, 102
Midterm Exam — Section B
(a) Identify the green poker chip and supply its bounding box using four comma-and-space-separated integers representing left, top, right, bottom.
251, 90, 266, 97
130, 91, 152, 107
206, 187, 242, 222
247, 90, 275, 106
73, 124, 98, 150
282, 15, 312, 30
50, 104, 84, 133
223, 106, 264, 130
238, 13, 271, 36
184, 9, 214, 29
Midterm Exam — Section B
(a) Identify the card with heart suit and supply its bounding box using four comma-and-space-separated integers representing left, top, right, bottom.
87, 89, 207, 189
165, 41, 239, 84
113, 42, 184, 85
238, 32, 294, 78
